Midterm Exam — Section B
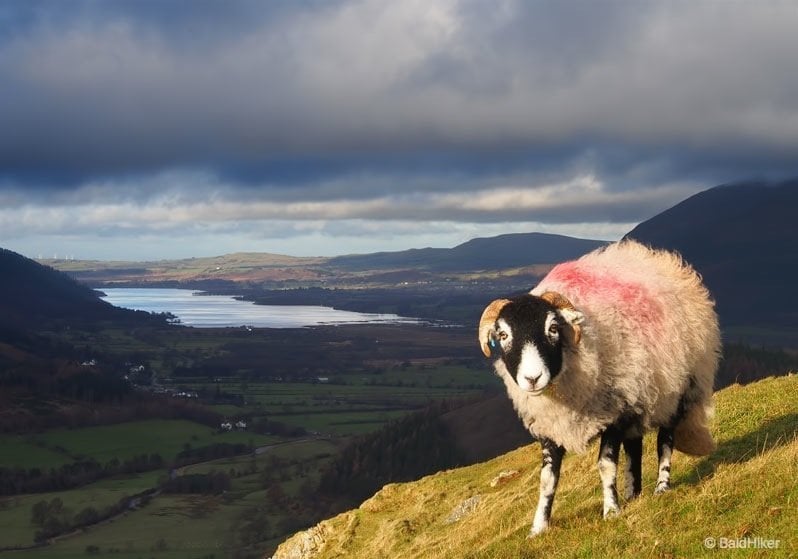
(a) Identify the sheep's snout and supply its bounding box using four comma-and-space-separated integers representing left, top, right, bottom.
516, 343, 551, 394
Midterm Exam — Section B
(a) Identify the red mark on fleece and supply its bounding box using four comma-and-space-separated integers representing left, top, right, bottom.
544, 262, 664, 337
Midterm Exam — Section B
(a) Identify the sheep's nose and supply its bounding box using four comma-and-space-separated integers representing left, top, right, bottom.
525, 373, 542, 387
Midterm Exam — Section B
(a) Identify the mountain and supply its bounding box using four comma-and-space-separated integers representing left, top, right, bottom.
41, 233, 606, 289
0, 247, 151, 329
625, 179, 798, 343
271, 374, 798, 559
329, 232, 607, 272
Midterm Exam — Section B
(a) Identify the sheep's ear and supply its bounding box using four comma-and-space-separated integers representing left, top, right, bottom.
558, 307, 585, 345
540, 291, 584, 345
478, 299, 511, 357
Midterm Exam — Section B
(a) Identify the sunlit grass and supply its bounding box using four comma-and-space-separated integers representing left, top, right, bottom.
274, 374, 798, 559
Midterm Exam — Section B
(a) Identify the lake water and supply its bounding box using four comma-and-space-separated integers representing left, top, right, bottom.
100, 288, 418, 328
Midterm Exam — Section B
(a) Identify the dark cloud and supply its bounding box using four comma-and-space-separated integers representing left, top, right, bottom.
1, 0, 797, 258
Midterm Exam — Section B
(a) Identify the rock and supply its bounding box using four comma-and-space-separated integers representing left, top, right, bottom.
489, 469, 520, 487
444, 495, 482, 525
270, 522, 329, 559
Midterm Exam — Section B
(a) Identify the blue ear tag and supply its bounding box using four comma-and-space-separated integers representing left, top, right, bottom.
489, 338, 497, 351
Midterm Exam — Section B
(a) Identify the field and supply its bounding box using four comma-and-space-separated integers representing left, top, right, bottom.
1, 430, 339, 557
185, 363, 496, 436
1, 420, 280, 468
1, 318, 499, 557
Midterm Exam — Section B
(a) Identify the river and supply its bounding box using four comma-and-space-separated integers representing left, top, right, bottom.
100, 288, 418, 328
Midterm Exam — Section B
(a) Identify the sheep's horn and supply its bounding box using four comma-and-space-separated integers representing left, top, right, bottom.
540, 291, 582, 345
478, 299, 511, 357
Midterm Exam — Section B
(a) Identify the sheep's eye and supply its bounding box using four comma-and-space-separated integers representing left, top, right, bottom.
498, 331, 508, 341
548, 323, 559, 336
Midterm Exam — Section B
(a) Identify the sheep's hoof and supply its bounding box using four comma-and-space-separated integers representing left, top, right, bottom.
654, 482, 670, 495
603, 505, 620, 519
527, 522, 548, 538
624, 489, 641, 501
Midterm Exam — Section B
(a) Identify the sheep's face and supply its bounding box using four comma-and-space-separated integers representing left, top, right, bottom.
480, 295, 583, 395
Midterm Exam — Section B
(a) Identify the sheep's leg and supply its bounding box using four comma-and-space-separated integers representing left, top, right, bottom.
529, 438, 565, 537
622, 436, 643, 500
655, 427, 674, 494
598, 427, 623, 518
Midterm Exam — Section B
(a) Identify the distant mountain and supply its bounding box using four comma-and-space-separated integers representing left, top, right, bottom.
0, 247, 148, 329
329, 232, 607, 272
625, 179, 798, 339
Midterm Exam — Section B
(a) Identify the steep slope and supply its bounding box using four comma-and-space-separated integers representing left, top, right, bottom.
0, 247, 148, 328
272, 374, 798, 559
624, 179, 798, 338
329, 233, 606, 272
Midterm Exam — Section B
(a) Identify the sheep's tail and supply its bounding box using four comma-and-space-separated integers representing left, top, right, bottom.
674, 402, 716, 456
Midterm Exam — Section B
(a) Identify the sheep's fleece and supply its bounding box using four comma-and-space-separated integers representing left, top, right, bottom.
493, 240, 720, 455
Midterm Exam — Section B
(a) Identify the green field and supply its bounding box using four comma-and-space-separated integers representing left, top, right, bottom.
0, 471, 162, 549
2, 419, 280, 468
3, 439, 338, 557
181, 363, 496, 436
2, 320, 497, 556
0, 438, 76, 469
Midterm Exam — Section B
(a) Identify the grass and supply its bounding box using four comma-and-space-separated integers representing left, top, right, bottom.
273, 374, 798, 559
0, 471, 162, 549
3, 439, 338, 557
24, 419, 279, 465
0, 438, 75, 469
176, 364, 494, 436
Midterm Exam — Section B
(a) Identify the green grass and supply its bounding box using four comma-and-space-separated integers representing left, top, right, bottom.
0, 471, 162, 549
2, 438, 338, 557
26, 419, 279, 465
0, 437, 75, 469
273, 374, 798, 559
24, 494, 242, 558
269, 410, 413, 436
183, 364, 494, 436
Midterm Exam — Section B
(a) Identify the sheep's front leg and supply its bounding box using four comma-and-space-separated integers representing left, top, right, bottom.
598, 427, 623, 518
529, 438, 565, 537
655, 427, 674, 494
622, 436, 643, 500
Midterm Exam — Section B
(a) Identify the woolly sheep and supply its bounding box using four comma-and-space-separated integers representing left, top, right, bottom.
478, 240, 720, 537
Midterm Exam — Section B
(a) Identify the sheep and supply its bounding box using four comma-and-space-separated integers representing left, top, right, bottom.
478, 240, 720, 537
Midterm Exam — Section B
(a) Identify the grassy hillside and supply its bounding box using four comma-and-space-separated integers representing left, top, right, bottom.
273, 374, 798, 559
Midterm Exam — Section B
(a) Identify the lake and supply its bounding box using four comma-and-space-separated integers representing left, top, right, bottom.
100, 288, 418, 328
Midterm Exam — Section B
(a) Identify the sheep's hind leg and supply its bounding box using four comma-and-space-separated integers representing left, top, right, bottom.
598, 426, 623, 518
622, 436, 643, 500
529, 438, 565, 537
655, 427, 674, 494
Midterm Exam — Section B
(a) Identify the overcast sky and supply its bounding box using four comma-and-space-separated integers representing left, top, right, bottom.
2, 0, 797, 260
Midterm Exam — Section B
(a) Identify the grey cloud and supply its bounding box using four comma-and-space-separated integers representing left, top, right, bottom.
2, 1, 798, 184
1, 0, 798, 261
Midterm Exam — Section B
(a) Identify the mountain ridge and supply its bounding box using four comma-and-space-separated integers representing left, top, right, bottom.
625, 179, 798, 339
328, 233, 607, 272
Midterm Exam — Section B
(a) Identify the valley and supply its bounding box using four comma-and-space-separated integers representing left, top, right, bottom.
2, 181, 798, 558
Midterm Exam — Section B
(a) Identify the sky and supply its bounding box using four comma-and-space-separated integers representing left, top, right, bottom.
1, 0, 798, 261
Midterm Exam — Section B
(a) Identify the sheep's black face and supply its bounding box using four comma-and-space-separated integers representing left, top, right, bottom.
492, 295, 565, 394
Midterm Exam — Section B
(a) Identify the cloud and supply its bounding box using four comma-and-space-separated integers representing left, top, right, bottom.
1, 1, 797, 258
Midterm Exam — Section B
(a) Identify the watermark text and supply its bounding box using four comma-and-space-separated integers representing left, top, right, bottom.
704, 536, 780, 550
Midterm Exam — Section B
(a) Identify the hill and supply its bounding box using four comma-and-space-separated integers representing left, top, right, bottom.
40, 233, 605, 287
329, 233, 607, 272
0, 248, 141, 329
272, 374, 797, 558
625, 179, 798, 345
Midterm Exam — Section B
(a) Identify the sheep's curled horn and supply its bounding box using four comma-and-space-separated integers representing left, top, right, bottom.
478, 292, 582, 358
479, 298, 511, 357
